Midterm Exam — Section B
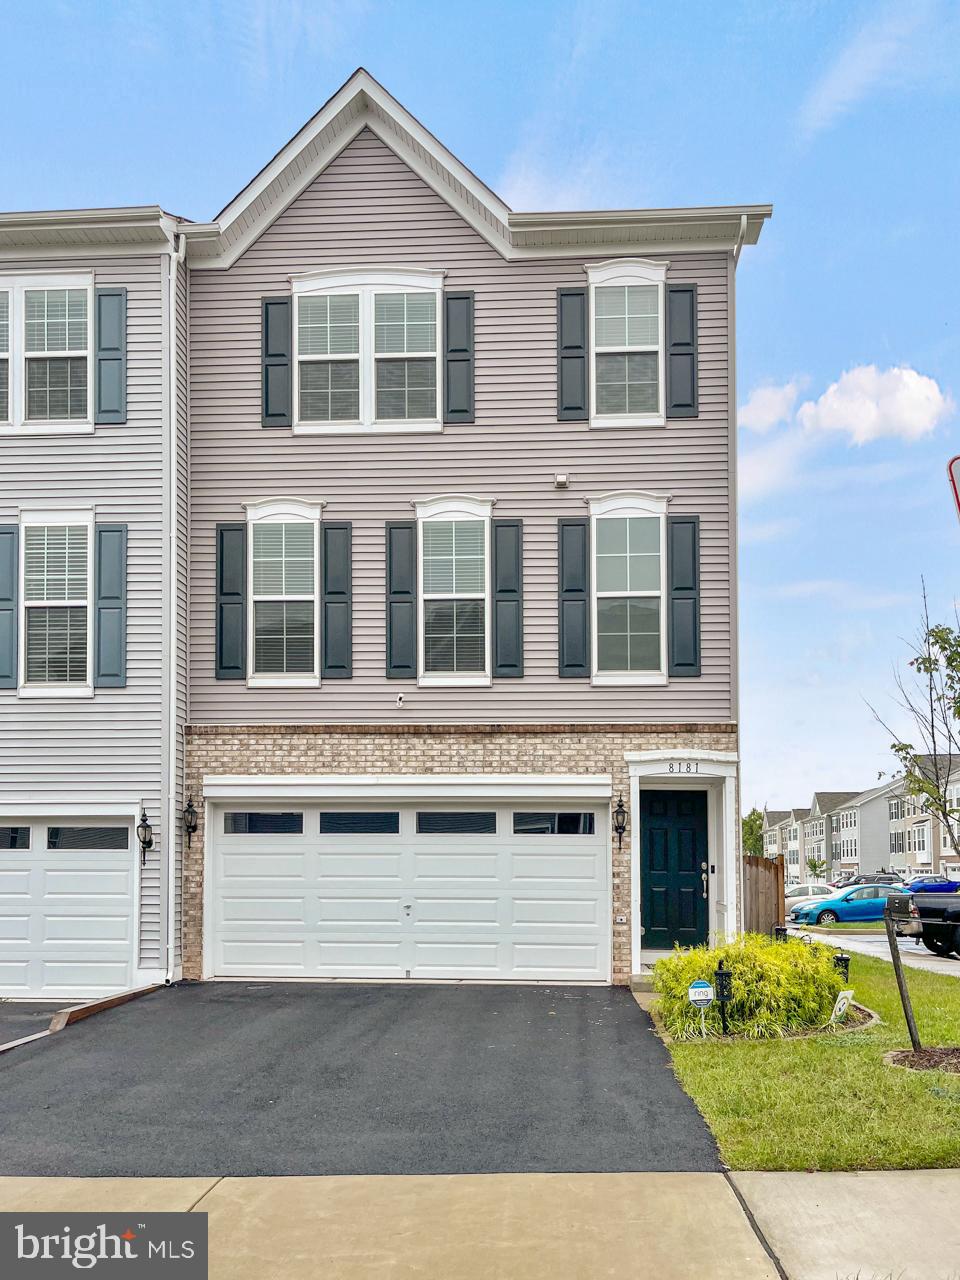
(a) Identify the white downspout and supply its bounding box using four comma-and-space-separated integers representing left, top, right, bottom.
164, 230, 187, 983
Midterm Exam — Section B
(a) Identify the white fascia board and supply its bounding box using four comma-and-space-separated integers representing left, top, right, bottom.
0, 800, 139, 816
203, 774, 613, 801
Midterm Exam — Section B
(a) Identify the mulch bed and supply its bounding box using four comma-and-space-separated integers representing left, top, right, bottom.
886, 1047, 960, 1073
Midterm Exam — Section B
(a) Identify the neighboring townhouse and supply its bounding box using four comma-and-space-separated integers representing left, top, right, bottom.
887, 764, 960, 879
0, 210, 188, 997
779, 808, 809, 883
829, 781, 900, 878
1, 69, 770, 993
762, 809, 788, 859
804, 791, 857, 875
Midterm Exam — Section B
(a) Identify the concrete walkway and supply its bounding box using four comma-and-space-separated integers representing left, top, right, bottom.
0, 1174, 778, 1280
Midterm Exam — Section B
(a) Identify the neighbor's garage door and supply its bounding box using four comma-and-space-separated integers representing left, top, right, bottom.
0, 820, 135, 998
211, 802, 610, 981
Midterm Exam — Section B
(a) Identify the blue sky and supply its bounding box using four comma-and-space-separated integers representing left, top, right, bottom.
3, 0, 958, 811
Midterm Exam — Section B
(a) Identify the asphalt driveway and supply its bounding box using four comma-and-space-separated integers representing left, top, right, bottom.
0, 982, 720, 1177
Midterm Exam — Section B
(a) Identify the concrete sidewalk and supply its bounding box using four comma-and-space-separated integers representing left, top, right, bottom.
732, 1170, 960, 1280
3, 1170, 958, 1277
0, 1174, 778, 1279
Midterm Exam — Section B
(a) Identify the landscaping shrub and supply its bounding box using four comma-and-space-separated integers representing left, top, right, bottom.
652, 933, 844, 1040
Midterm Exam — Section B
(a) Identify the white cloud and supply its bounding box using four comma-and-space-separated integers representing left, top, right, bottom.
738, 380, 803, 433
739, 517, 799, 547
763, 579, 911, 610
797, 4, 933, 141
796, 365, 954, 445
738, 429, 810, 503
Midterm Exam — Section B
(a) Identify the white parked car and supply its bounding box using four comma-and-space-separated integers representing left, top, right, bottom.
784, 883, 834, 916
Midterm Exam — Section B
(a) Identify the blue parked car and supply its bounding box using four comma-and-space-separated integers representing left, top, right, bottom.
790, 883, 911, 925
904, 876, 960, 894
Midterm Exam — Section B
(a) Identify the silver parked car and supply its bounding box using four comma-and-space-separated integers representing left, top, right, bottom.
784, 883, 834, 917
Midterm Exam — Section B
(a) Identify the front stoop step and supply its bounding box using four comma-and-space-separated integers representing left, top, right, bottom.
629, 972, 656, 992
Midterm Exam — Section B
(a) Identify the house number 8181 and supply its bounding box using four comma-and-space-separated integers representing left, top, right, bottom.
667, 762, 699, 774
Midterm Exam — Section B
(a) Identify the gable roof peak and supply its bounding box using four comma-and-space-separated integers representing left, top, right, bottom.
181, 68, 771, 269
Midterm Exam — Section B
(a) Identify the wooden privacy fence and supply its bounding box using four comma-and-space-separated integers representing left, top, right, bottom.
742, 854, 785, 934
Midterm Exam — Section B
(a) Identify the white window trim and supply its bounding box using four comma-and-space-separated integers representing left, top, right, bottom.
589, 490, 670, 687
585, 258, 667, 431
17, 506, 95, 699
415, 494, 493, 688
290, 268, 445, 436
0, 273, 95, 435
244, 497, 325, 689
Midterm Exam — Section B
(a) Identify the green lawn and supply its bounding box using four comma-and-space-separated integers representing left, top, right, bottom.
664, 953, 960, 1170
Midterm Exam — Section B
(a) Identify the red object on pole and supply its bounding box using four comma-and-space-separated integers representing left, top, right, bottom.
949, 457, 960, 523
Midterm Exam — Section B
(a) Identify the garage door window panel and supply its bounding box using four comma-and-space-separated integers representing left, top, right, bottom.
513, 812, 597, 835
0, 825, 30, 849
47, 825, 129, 850
224, 812, 304, 835
319, 812, 400, 835
416, 811, 497, 834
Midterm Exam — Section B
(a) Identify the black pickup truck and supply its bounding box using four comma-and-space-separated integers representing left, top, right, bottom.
887, 892, 960, 957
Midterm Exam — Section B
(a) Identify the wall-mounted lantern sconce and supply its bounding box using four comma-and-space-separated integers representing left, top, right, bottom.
136, 806, 154, 867
613, 792, 627, 850
182, 796, 198, 848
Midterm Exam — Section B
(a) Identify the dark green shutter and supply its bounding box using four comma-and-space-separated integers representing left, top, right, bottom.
386, 521, 417, 678
558, 518, 590, 677
321, 521, 352, 679
216, 523, 246, 679
667, 514, 700, 677
0, 525, 17, 689
443, 291, 474, 423
557, 288, 588, 421
262, 297, 292, 427
94, 524, 127, 687
492, 519, 523, 677
94, 287, 127, 424
666, 284, 698, 418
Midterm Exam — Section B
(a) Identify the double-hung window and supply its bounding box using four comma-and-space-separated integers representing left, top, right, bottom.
20, 512, 93, 695
589, 492, 667, 685
245, 499, 322, 687
0, 274, 93, 433
416, 496, 491, 686
293, 269, 443, 434
586, 259, 666, 428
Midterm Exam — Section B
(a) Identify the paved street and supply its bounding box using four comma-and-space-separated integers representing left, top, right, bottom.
789, 927, 960, 978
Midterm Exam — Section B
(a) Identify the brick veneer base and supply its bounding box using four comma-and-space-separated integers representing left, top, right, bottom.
183, 723, 738, 984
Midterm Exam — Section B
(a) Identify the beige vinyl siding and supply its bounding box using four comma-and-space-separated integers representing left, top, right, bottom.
188, 129, 734, 724
0, 254, 167, 965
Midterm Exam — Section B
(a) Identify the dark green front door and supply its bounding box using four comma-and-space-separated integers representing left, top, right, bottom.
640, 790, 709, 948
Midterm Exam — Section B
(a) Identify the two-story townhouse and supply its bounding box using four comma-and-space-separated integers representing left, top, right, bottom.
779, 808, 809, 883
1, 70, 770, 993
0, 208, 189, 998
177, 70, 769, 985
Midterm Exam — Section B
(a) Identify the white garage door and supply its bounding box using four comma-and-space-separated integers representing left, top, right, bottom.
0, 820, 135, 998
211, 802, 610, 981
